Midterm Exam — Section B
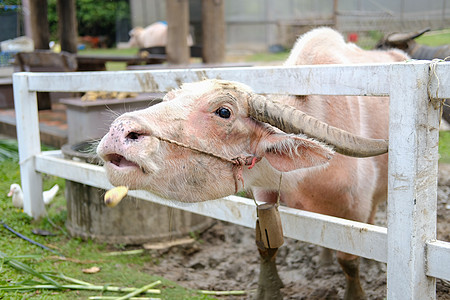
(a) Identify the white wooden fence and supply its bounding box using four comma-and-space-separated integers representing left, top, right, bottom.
13, 61, 450, 299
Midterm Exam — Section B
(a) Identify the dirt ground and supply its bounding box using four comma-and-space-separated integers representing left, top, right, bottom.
142, 164, 450, 299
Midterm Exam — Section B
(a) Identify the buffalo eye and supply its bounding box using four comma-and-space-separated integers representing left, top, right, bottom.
215, 107, 231, 119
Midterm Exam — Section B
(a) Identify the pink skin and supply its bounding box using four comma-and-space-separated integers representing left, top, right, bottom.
97, 80, 333, 202
98, 28, 409, 299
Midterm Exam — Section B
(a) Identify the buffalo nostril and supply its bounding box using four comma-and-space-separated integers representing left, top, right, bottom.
126, 132, 141, 140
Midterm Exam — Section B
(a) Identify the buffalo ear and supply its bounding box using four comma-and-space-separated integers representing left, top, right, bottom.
258, 133, 334, 172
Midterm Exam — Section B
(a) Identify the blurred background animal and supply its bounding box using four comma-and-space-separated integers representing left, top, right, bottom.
127, 21, 193, 48
376, 28, 450, 125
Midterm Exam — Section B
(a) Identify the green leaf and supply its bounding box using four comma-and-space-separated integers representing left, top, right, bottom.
0, 251, 62, 288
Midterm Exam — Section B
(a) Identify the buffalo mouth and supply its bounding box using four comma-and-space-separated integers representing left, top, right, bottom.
105, 153, 147, 173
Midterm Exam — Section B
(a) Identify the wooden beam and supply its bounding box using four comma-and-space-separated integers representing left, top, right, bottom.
387, 63, 439, 299
12, 75, 45, 219
166, 0, 190, 64
29, 0, 50, 49
24, 64, 394, 96
427, 240, 450, 281
202, 0, 225, 63
57, 0, 78, 54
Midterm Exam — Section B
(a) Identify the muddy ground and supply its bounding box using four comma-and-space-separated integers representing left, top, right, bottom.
142, 164, 450, 299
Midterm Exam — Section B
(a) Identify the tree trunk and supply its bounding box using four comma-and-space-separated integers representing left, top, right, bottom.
202, 0, 225, 63
29, 0, 50, 50
28, 0, 51, 109
57, 0, 78, 54
166, 0, 190, 64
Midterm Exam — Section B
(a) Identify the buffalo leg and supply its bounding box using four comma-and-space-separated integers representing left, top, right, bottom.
318, 247, 334, 266
254, 215, 284, 300
255, 245, 284, 300
337, 252, 366, 300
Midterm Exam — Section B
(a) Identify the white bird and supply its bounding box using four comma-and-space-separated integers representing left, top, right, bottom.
7, 183, 59, 208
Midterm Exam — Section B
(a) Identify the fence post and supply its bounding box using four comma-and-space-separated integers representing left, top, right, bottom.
12, 73, 45, 219
387, 62, 439, 299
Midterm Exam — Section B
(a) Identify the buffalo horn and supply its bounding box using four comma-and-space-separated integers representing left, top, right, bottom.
386, 28, 430, 44
248, 95, 388, 158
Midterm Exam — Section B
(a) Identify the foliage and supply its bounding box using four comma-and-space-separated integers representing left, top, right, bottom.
75, 0, 130, 36
0, 139, 19, 162
47, 0, 58, 41
47, 0, 131, 46
0, 255, 163, 297
0, 139, 58, 162
367, 30, 384, 41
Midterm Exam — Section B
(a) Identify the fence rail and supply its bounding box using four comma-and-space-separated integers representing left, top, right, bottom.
13, 61, 450, 299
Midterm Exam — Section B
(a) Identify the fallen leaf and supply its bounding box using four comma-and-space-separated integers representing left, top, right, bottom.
82, 266, 101, 274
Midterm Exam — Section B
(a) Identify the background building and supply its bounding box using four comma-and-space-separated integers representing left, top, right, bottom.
130, 0, 450, 51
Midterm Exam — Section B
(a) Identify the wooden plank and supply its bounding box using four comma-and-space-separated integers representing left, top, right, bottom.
278, 206, 387, 262
16, 51, 78, 72
25, 63, 392, 96
12, 73, 45, 219
426, 240, 450, 281
387, 62, 439, 299
35, 151, 388, 263
35, 151, 112, 189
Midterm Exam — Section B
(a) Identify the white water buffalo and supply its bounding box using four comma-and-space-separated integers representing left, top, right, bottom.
128, 21, 193, 48
98, 27, 408, 299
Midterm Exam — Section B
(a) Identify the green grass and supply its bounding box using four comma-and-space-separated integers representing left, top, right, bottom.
439, 130, 450, 163
104, 62, 128, 71
0, 140, 217, 300
78, 47, 139, 56
78, 47, 140, 71
245, 51, 290, 63
416, 29, 450, 47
